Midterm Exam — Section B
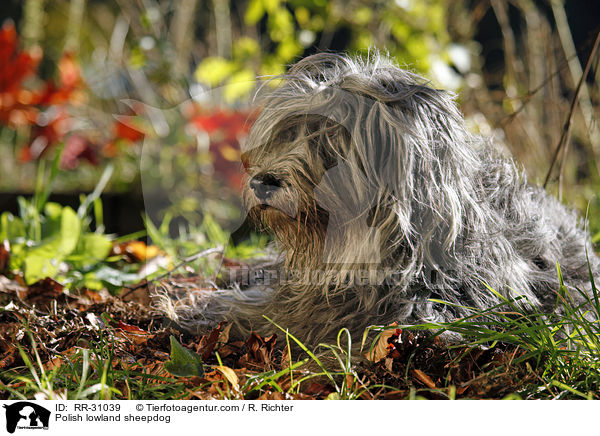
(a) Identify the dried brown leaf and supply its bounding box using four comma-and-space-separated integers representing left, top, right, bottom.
364, 323, 401, 362
302, 382, 335, 397
411, 369, 437, 389
216, 365, 239, 391
196, 321, 228, 361
238, 332, 277, 369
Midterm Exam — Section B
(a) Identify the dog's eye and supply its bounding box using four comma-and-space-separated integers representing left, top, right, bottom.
318, 141, 339, 170
316, 126, 347, 170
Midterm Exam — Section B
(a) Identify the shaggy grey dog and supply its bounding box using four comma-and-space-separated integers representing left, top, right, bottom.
157, 52, 598, 345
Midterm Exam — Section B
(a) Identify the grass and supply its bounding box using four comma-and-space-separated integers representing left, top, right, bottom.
0, 324, 188, 400
412, 265, 600, 399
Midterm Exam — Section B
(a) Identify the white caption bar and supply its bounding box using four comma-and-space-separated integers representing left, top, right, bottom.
0, 400, 595, 435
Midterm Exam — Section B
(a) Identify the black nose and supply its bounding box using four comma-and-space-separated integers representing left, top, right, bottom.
250, 173, 281, 200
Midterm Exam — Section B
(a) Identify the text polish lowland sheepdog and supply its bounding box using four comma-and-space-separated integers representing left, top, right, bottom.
156, 52, 599, 345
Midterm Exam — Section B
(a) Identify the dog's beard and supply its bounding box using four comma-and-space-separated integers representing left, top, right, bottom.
244, 184, 329, 268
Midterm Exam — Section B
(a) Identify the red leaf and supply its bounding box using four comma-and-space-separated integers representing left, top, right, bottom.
0, 21, 41, 95
0, 240, 9, 272
114, 119, 145, 143
59, 134, 99, 169
115, 321, 150, 335
58, 52, 82, 89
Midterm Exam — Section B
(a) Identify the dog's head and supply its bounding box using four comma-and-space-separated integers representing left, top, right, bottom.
242, 52, 477, 269
241, 111, 349, 258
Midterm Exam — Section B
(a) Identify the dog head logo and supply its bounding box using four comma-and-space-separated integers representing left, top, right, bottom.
3, 402, 50, 433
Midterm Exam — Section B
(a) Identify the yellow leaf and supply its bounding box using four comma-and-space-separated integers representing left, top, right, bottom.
220, 144, 241, 162
233, 36, 260, 59
224, 69, 256, 102
263, 0, 280, 13
276, 37, 302, 62
295, 7, 310, 26
194, 57, 236, 86
244, 0, 264, 25
217, 365, 239, 391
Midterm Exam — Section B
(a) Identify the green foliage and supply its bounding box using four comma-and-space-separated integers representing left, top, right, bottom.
0, 160, 117, 289
195, 0, 458, 101
143, 211, 268, 280
164, 336, 205, 377
194, 57, 238, 86
0, 324, 125, 400
264, 317, 383, 399
1, 199, 113, 287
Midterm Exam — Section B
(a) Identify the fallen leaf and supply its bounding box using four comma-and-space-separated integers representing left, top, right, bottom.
238, 332, 277, 368
215, 341, 244, 359
110, 241, 160, 263
384, 357, 394, 372
77, 288, 107, 304
411, 369, 437, 389
196, 321, 228, 361
218, 323, 232, 346
0, 240, 10, 272
302, 382, 335, 397
222, 257, 249, 268
216, 365, 239, 391
0, 336, 17, 371
164, 336, 205, 377
18, 277, 65, 311
20, 277, 64, 299
44, 355, 64, 371
115, 320, 149, 334
114, 321, 154, 347
364, 323, 401, 362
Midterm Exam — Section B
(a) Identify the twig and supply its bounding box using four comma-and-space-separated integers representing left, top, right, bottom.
551, 1, 600, 158
543, 30, 600, 189
499, 27, 600, 127
122, 247, 223, 296
491, 0, 520, 84
171, 0, 200, 74
556, 126, 572, 201
212, 0, 232, 59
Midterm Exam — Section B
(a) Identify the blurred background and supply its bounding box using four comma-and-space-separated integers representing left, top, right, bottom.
0, 0, 599, 238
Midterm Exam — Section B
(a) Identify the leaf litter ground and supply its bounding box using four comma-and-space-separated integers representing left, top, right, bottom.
0, 274, 543, 400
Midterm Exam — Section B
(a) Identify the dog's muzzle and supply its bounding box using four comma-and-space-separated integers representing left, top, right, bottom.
250, 173, 282, 201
